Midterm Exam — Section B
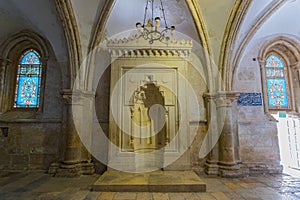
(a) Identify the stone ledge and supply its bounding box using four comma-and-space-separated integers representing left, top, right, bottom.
92, 170, 206, 192
48, 162, 95, 177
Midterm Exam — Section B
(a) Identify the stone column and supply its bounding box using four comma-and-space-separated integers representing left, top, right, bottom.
203, 93, 219, 175
0, 58, 11, 113
49, 90, 94, 176
215, 91, 242, 177
258, 58, 282, 121
291, 62, 300, 113
258, 58, 269, 114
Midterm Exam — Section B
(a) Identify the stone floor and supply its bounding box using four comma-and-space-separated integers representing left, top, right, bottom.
1, 170, 300, 200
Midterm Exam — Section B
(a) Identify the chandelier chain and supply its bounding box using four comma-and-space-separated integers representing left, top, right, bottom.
136, 0, 175, 44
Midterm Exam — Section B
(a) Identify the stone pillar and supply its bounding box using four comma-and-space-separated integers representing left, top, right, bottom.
291, 62, 300, 113
215, 91, 242, 177
203, 93, 219, 175
0, 58, 11, 113
258, 58, 278, 121
258, 58, 269, 114
49, 90, 94, 177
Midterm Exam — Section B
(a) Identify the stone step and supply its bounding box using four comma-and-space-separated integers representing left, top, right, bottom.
91, 170, 206, 192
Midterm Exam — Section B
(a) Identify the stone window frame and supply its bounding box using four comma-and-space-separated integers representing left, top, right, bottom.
0, 30, 49, 115
258, 36, 300, 115
264, 50, 291, 110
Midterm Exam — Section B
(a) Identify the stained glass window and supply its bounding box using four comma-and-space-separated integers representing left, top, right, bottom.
14, 50, 42, 108
265, 52, 289, 109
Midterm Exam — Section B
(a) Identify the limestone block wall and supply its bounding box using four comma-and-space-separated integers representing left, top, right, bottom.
0, 56, 64, 170
238, 120, 281, 174
0, 123, 62, 170
233, 40, 282, 174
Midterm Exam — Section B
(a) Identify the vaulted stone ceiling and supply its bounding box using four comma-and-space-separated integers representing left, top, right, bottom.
0, 0, 68, 63
0, 0, 299, 81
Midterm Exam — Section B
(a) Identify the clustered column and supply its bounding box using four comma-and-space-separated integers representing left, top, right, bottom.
0, 58, 11, 113
291, 62, 300, 113
49, 90, 94, 177
203, 93, 219, 175
204, 92, 242, 177
215, 92, 242, 177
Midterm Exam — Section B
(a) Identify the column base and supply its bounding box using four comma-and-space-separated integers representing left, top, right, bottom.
204, 160, 219, 176
48, 161, 95, 177
218, 164, 248, 178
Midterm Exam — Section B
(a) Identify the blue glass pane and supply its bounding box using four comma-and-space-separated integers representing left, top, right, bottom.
20, 51, 41, 64
15, 76, 40, 108
267, 79, 288, 108
19, 64, 41, 75
266, 54, 285, 68
266, 68, 284, 77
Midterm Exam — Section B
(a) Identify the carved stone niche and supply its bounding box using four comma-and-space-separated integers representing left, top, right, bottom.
107, 37, 193, 172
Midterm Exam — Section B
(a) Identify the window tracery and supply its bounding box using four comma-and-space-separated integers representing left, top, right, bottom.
265, 52, 290, 109
14, 49, 42, 108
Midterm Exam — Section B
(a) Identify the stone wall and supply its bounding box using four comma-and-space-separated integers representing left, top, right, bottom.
0, 54, 64, 170
233, 39, 283, 174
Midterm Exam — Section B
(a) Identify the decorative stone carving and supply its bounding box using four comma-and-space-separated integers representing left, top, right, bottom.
106, 36, 192, 58
215, 91, 240, 108
107, 35, 193, 172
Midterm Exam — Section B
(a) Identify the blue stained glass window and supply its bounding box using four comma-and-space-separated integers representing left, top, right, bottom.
265, 53, 289, 109
267, 79, 288, 107
14, 50, 42, 108
266, 54, 285, 68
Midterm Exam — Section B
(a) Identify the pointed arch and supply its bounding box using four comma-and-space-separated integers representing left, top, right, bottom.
258, 36, 300, 114
228, 0, 286, 91
185, 0, 214, 92
86, 0, 213, 92
55, 0, 81, 89
219, 0, 251, 91
0, 30, 50, 112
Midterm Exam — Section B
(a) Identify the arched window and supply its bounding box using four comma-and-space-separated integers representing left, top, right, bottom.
265, 51, 290, 110
14, 49, 42, 108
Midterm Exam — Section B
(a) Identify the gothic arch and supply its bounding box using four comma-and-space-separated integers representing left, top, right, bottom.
85, 0, 214, 92
0, 30, 50, 113
258, 36, 300, 114
219, 0, 251, 91
227, 0, 286, 91
55, 0, 81, 89
0, 30, 49, 60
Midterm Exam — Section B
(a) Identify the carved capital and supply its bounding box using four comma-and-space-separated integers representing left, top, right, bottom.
62, 90, 95, 105
215, 91, 240, 108
62, 90, 73, 105
203, 93, 216, 103
291, 62, 300, 70
257, 57, 266, 68
0, 58, 12, 67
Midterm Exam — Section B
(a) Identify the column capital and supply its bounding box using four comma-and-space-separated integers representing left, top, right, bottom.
203, 93, 216, 103
215, 91, 240, 108
291, 62, 300, 69
61, 89, 95, 105
257, 57, 265, 68
0, 57, 12, 66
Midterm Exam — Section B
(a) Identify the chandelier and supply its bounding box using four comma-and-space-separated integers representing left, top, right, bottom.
136, 0, 175, 44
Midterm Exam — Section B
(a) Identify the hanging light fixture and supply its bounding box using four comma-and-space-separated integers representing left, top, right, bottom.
136, 0, 175, 44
